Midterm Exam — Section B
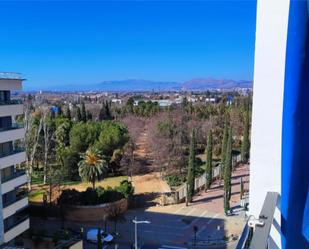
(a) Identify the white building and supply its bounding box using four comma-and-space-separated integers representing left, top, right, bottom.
0, 73, 29, 246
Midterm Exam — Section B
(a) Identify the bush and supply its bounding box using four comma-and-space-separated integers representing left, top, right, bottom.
165, 175, 185, 187
58, 181, 134, 206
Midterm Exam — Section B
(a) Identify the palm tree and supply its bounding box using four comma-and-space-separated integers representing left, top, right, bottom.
78, 147, 107, 189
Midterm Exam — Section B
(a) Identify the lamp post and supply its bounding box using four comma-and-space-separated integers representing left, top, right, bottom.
132, 216, 150, 249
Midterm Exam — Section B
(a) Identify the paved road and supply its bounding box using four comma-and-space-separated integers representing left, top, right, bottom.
80, 203, 245, 249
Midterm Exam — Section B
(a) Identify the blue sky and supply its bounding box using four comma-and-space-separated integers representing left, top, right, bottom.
0, 1, 257, 90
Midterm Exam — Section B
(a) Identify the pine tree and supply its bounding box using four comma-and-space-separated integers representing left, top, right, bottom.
81, 102, 87, 122
76, 106, 82, 122
65, 106, 71, 120
205, 130, 213, 190
220, 117, 229, 180
224, 126, 232, 215
187, 129, 197, 203
241, 108, 250, 163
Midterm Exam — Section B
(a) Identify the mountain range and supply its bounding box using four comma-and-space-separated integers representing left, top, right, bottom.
94, 78, 252, 92
27, 78, 252, 92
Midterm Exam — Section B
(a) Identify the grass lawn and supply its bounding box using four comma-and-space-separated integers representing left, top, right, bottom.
29, 175, 128, 203
68, 175, 128, 191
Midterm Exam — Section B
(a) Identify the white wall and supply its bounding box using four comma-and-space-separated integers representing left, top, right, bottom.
249, 0, 290, 247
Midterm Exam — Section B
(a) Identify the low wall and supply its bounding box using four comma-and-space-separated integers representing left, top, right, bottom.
63, 198, 128, 222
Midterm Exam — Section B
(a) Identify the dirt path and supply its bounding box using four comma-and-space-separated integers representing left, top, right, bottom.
132, 127, 170, 206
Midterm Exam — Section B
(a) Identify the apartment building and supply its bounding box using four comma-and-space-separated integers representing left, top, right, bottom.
0, 73, 29, 246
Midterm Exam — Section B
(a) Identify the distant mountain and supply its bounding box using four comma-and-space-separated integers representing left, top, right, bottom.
97, 79, 180, 91
25, 78, 252, 92
181, 78, 252, 90
96, 78, 252, 92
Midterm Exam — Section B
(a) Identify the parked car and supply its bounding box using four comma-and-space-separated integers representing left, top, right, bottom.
86, 228, 114, 243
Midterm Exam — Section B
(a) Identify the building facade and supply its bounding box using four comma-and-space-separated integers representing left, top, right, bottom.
0, 73, 29, 246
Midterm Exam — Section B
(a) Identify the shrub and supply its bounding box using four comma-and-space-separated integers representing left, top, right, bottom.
58, 181, 133, 206
165, 175, 185, 187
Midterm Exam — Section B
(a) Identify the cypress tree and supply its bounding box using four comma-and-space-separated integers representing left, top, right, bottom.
220, 117, 229, 180
241, 109, 250, 163
65, 106, 71, 120
86, 111, 92, 121
99, 103, 106, 121
57, 105, 63, 117
187, 129, 197, 203
81, 102, 87, 122
205, 130, 213, 190
76, 106, 82, 122
224, 126, 232, 215
105, 100, 112, 120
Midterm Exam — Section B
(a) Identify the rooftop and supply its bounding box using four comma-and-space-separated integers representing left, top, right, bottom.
0, 72, 23, 80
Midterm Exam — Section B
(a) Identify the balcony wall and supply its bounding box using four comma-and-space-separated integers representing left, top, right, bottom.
1, 173, 27, 194
0, 127, 25, 144
0, 151, 26, 170
0, 79, 23, 91
3, 218, 29, 243
0, 104, 23, 118
2, 196, 28, 219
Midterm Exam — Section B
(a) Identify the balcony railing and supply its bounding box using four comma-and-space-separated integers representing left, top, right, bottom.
0, 147, 26, 158
1, 170, 26, 184
4, 215, 28, 233
2, 190, 28, 208
0, 123, 24, 132
0, 100, 22, 106
236, 192, 279, 249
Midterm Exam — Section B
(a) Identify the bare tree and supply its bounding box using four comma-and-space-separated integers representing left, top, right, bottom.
24, 105, 43, 190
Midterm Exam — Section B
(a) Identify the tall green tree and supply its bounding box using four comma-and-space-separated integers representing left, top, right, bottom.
65, 106, 71, 120
223, 126, 232, 215
81, 102, 87, 122
187, 129, 197, 203
220, 118, 229, 180
76, 106, 82, 122
205, 130, 213, 190
78, 147, 107, 189
241, 109, 250, 163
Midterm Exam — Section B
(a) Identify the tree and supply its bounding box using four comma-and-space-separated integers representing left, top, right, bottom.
241, 108, 250, 163
240, 177, 244, 200
86, 110, 92, 121
76, 106, 82, 122
65, 106, 71, 120
57, 105, 63, 117
205, 130, 213, 190
108, 204, 126, 234
42, 110, 56, 184
220, 117, 229, 180
81, 102, 87, 122
78, 147, 108, 189
187, 129, 197, 203
223, 126, 232, 215
97, 227, 102, 249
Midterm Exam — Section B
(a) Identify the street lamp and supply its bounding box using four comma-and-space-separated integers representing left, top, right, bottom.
132, 216, 150, 249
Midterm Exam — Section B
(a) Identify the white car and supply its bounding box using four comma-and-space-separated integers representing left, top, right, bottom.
86, 228, 114, 243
